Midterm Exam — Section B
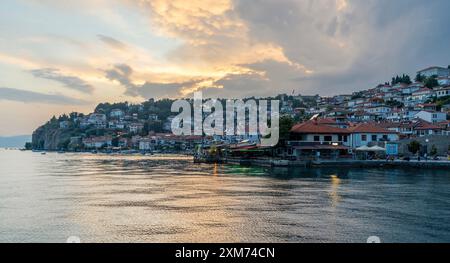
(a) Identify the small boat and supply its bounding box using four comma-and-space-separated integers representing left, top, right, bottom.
41, 152, 47, 155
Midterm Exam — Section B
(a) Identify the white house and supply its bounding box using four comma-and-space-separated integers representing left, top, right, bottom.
436, 86, 450, 98
139, 137, 158, 151
129, 122, 144, 133
110, 109, 125, 118
417, 66, 450, 78
365, 106, 392, 117
415, 111, 447, 123
348, 123, 399, 149
437, 77, 450, 86
82, 136, 112, 149
410, 88, 433, 102
108, 120, 126, 129
87, 113, 107, 128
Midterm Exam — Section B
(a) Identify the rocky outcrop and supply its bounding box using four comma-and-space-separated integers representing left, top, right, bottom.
32, 125, 72, 151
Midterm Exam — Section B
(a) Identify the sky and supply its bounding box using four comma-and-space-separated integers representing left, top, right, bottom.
0, 0, 449, 136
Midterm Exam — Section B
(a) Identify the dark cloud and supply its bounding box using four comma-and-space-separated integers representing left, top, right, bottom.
0, 87, 89, 105
104, 64, 201, 98
231, 0, 450, 95
30, 68, 93, 94
97, 34, 128, 50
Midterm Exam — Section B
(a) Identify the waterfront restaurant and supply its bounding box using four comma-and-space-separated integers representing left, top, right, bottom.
288, 120, 351, 160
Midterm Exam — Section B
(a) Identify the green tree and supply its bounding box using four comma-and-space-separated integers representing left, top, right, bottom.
425, 75, 439, 89
24, 142, 32, 150
430, 145, 438, 156
415, 73, 425, 83
408, 141, 421, 154
279, 116, 295, 140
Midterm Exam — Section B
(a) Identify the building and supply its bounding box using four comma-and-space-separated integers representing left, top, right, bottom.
417, 66, 450, 78
410, 88, 433, 102
163, 116, 175, 132
82, 136, 112, 149
129, 123, 144, 133
138, 137, 158, 151
413, 120, 443, 136
108, 120, 126, 130
87, 113, 107, 128
59, 121, 69, 129
347, 123, 399, 149
436, 86, 450, 98
415, 111, 447, 123
437, 77, 450, 86
288, 120, 351, 160
110, 109, 125, 118
365, 106, 392, 117
149, 114, 159, 121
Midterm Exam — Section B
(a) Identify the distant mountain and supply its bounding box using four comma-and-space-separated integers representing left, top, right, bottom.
0, 135, 32, 148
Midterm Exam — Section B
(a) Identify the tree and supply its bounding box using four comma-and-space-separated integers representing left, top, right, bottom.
391, 74, 411, 85
415, 73, 425, 83
279, 116, 295, 141
430, 145, 438, 156
408, 141, 421, 154
424, 76, 439, 89
111, 137, 119, 147
24, 142, 32, 150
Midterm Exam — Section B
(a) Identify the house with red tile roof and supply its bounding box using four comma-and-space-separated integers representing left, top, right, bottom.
347, 123, 399, 149
289, 120, 351, 159
412, 119, 443, 136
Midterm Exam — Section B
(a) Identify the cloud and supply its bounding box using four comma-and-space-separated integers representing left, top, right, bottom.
0, 87, 89, 105
97, 34, 128, 50
30, 68, 94, 94
104, 63, 213, 98
233, 0, 450, 94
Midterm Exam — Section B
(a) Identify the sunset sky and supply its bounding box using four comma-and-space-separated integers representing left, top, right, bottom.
1, 0, 449, 136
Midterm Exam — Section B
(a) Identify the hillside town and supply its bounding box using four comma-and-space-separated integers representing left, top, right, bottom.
32, 65, 450, 162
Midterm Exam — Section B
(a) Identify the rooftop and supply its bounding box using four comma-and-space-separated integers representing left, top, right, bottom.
291, 121, 350, 134
347, 123, 397, 134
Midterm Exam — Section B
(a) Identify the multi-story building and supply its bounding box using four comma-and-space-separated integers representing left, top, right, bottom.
417, 66, 450, 78
415, 111, 447, 123
347, 123, 399, 149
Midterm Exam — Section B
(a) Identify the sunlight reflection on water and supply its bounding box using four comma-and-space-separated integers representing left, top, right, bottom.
1, 150, 450, 243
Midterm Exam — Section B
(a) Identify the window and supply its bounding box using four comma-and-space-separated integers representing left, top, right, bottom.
338, 135, 342, 141
343, 136, 348, 142
324, 136, 332, 142
372, 135, 377, 141
314, 136, 320, 142
361, 135, 367, 141
383, 135, 388, 141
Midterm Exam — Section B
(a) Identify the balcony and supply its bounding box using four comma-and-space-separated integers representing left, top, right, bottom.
287, 141, 346, 147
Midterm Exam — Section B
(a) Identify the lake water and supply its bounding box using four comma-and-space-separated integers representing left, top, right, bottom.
1, 149, 450, 243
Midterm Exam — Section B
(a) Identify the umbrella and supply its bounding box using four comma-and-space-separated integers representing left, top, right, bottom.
369, 146, 386, 152
356, 145, 371, 151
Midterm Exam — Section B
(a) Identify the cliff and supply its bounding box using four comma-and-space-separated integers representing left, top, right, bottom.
32, 124, 72, 151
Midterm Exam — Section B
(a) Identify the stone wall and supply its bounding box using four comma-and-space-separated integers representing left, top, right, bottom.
398, 135, 450, 156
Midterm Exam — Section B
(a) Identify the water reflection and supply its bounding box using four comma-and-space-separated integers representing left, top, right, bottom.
1, 150, 450, 243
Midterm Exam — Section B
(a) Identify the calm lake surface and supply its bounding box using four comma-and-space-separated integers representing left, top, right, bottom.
1, 149, 450, 243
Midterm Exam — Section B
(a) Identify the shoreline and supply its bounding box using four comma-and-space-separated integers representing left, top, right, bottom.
7, 149, 450, 169
208, 157, 450, 169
